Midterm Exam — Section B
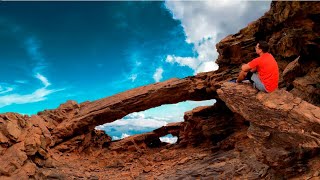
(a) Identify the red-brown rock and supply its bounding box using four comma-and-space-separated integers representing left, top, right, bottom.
217, 82, 320, 177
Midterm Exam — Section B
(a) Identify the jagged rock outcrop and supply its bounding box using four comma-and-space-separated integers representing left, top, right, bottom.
177, 100, 246, 147
0, 113, 52, 179
217, 82, 320, 178
0, 1, 319, 179
216, 1, 320, 105
53, 129, 111, 154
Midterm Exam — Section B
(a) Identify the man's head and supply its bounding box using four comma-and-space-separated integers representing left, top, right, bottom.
255, 41, 269, 54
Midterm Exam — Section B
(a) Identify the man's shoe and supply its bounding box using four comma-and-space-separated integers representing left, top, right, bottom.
229, 78, 237, 83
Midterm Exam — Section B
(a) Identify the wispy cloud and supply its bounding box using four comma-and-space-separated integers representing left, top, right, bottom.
113, 12, 129, 30
0, 19, 63, 111
35, 73, 50, 87
0, 85, 14, 95
164, 0, 271, 74
0, 88, 59, 108
153, 67, 163, 82
15, 80, 28, 84
129, 74, 138, 82
0, 73, 63, 108
24, 36, 47, 73
111, 51, 146, 87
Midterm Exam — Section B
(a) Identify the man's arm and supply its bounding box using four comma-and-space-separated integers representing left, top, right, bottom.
241, 64, 251, 72
236, 63, 251, 83
242, 64, 257, 72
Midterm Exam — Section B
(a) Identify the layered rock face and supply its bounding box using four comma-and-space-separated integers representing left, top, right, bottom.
216, 1, 320, 105
218, 83, 320, 177
0, 1, 319, 179
178, 100, 245, 147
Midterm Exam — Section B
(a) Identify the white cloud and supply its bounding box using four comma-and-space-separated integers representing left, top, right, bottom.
166, 55, 174, 63
160, 136, 178, 144
164, 0, 271, 74
0, 85, 14, 95
141, 99, 216, 121
129, 74, 137, 82
15, 80, 28, 84
153, 67, 164, 82
166, 55, 198, 69
96, 112, 169, 131
95, 111, 169, 141
104, 112, 168, 129
0, 87, 58, 108
112, 133, 131, 140
35, 73, 50, 87
197, 61, 217, 74
0, 74, 63, 108
125, 112, 145, 119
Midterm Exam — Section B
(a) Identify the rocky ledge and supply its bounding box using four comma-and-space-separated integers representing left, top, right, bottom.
0, 1, 319, 179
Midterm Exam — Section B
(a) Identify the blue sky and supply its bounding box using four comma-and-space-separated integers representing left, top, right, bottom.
0, 1, 271, 140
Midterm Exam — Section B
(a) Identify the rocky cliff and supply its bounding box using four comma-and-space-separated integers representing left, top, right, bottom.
0, 1, 319, 179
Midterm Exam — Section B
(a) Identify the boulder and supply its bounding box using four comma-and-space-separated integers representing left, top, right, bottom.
217, 82, 320, 177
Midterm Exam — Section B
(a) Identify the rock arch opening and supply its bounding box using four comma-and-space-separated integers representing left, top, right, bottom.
159, 134, 178, 144
95, 99, 216, 142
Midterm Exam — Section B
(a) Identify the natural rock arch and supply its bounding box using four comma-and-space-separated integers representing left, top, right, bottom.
47, 73, 223, 145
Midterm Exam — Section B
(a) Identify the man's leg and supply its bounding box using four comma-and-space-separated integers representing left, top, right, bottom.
246, 71, 254, 83
237, 71, 253, 82
251, 73, 267, 92
245, 68, 256, 83
236, 63, 256, 83
250, 67, 257, 73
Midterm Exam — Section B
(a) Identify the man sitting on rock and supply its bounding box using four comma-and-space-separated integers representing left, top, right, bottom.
236, 41, 279, 93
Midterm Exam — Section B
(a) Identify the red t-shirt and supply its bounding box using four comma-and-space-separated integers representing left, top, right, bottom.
248, 53, 279, 92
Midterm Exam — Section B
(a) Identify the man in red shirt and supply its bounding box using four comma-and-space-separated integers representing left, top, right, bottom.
236, 41, 279, 92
